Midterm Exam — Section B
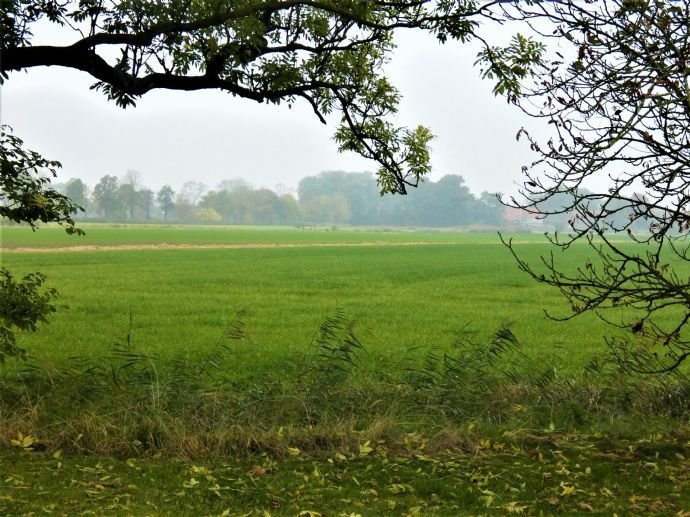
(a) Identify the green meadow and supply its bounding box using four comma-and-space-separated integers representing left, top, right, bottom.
2, 225, 609, 372
0, 224, 498, 248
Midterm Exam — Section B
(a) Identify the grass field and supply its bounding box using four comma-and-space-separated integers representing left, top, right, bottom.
1, 224, 612, 373
0, 224, 502, 248
2, 224, 690, 515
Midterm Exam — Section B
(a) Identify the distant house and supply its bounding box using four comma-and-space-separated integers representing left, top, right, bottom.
503, 207, 543, 228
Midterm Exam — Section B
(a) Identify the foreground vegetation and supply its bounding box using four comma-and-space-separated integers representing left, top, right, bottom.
2, 225, 690, 514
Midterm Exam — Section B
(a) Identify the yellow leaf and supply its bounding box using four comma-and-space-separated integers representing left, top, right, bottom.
388, 483, 407, 494
288, 447, 301, 456
387, 483, 414, 494
480, 494, 494, 507
10, 432, 37, 450
600, 487, 613, 497
297, 511, 322, 517
478, 438, 491, 450
183, 477, 199, 488
52, 450, 62, 460
504, 501, 529, 514
359, 440, 373, 456
560, 484, 575, 496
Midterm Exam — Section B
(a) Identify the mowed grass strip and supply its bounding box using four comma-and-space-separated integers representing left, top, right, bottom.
2, 232, 616, 375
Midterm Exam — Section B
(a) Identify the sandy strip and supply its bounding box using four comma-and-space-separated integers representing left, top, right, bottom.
1, 241, 472, 253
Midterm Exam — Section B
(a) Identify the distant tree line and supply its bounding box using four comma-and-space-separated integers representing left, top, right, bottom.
52, 170, 512, 227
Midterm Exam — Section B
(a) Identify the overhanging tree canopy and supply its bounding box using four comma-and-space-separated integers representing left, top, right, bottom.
1, 0, 499, 194
480, 0, 690, 372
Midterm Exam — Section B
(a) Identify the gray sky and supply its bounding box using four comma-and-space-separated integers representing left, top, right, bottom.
1, 27, 538, 196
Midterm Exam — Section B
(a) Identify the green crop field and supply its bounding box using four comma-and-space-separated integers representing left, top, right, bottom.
2, 224, 614, 375
0, 224, 502, 248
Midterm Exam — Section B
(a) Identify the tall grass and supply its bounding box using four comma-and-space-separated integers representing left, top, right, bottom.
1, 311, 688, 458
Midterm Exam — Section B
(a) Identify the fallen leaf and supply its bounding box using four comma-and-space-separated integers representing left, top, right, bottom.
560, 484, 576, 496
183, 477, 199, 488
359, 441, 373, 456
248, 465, 267, 476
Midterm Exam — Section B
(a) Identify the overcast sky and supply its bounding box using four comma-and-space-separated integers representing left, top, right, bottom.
2, 24, 540, 197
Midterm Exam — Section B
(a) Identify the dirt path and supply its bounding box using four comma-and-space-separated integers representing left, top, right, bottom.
1, 241, 465, 253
